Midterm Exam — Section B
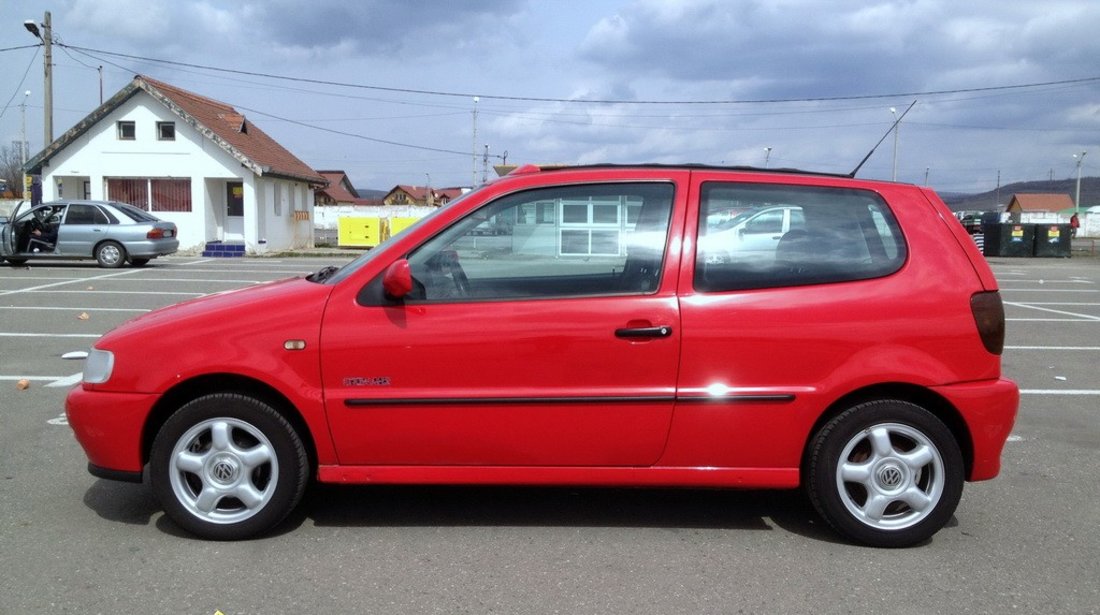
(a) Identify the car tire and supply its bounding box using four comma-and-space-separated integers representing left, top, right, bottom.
806, 400, 964, 548
149, 393, 310, 540
3, 258, 28, 266
130, 258, 150, 267
95, 241, 127, 268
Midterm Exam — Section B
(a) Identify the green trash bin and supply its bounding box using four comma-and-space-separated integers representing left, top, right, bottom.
983, 223, 1035, 257
1033, 224, 1071, 258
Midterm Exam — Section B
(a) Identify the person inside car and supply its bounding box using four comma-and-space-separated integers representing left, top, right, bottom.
23, 206, 59, 252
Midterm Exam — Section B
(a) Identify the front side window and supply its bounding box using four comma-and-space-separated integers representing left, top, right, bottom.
404, 183, 675, 302
117, 121, 135, 140
695, 182, 906, 292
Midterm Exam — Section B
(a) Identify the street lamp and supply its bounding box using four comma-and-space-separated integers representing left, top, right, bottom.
764, 147, 772, 168
1073, 151, 1087, 215
24, 11, 53, 145
890, 107, 899, 181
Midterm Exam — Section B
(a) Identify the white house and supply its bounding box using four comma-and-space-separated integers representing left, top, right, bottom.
23, 75, 325, 254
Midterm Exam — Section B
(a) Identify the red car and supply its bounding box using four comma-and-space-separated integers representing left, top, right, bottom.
66, 165, 1018, 546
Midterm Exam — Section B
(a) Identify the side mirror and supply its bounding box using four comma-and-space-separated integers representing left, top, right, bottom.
382, 259, 413, 300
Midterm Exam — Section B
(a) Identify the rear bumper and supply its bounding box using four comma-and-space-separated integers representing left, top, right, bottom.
125, 238, 179, 258
65, 386, 159, 477
932, 378, 1019, 481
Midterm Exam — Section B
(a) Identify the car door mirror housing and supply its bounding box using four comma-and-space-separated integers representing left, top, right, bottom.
382, 259, 413, 299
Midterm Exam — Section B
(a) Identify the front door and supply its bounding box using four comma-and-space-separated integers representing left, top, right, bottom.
321, 180, 685, 467
225, 181, 244, 240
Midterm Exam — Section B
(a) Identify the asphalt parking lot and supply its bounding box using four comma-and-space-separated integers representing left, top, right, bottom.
1, 254, 1098, 614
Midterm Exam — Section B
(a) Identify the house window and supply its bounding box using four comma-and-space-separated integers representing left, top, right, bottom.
157, 122, 175, 141
107, 179, 148, 208
107, 178, 192, 212
117, 121, 135, 140
150, 179, 191, 212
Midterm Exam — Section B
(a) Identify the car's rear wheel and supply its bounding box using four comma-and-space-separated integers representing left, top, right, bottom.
806, 400, 964, 548
95, 241, 126, 268
150, 394, 309, 540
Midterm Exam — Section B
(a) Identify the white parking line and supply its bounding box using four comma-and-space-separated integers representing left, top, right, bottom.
46, 373, 83, 388
29, 290, 204, 296
1008, 347, 1100, 352
1020, 390, 1100, 395
0, 269, 143, 297
0, 332, 101, 338
0, 374, 82, 387
0, 306, 150, 313
1004, 302, 1100, 321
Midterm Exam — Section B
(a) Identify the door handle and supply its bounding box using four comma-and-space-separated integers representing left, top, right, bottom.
615, 326, 673, 339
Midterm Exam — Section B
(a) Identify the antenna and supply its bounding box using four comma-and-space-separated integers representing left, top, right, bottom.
849, 100, 916, 178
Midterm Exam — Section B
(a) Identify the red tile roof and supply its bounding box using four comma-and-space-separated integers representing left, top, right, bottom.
316, 170, 360, 202
139, 76, 324, 185
1008, 193, 1074, 212
24, 75, 324, 186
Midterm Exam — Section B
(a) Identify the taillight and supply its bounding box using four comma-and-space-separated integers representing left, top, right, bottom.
147, 228, 165, 239
971, 291, 1006, 355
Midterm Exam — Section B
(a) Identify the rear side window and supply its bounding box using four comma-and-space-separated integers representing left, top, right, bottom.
695, 183, 906, 292
64, 204, 110, 225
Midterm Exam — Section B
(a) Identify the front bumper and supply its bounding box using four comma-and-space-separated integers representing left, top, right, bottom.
65, 386, 159, 478
932, 378, 1019, 481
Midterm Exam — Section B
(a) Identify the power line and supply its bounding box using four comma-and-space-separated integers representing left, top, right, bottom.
0, 47, 40, 122
60, 42, 1100, 106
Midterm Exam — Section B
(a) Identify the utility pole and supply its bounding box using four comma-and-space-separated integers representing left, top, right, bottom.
482, 144, 490, 186
23, 11, 53, 145
21, 90, 30, 199
42, 11, 53, 144
472, 97, 479, 187
1074, 151, 1087, 215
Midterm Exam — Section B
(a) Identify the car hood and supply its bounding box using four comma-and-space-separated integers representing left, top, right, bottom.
99, 276, 332, 347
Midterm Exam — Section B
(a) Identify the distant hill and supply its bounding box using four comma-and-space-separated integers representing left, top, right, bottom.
942, 177, 1100, 212
354, 188, 387, 199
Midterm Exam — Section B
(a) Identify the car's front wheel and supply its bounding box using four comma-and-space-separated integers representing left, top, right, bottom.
150, 394, 309, 540
95, 241, 126, 268
806, 400, 964, 548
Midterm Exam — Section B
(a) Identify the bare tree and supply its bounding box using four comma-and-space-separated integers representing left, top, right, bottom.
1, 145, 26, 198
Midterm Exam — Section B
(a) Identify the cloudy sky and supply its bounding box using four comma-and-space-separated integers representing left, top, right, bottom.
2, 0, 1098, 194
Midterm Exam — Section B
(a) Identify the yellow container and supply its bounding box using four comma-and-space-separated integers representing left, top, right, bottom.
389, 217, 421, 237
337, 217, 383, 247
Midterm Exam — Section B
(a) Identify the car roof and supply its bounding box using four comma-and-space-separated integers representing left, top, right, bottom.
509, 163, 855, 180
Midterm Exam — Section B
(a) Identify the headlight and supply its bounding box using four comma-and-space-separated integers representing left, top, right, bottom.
83, 349, 115, 384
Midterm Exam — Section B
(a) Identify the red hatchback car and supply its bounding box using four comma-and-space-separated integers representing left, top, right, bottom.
66, 165, 1018, 546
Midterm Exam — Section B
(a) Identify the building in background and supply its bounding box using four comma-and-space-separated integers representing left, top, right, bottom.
23, 75, 325, 254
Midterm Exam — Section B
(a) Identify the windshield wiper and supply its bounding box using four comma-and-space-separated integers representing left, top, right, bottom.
306, 265, 340, 283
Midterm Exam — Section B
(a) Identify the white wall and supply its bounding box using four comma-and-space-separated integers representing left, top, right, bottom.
313, 204, 435, 229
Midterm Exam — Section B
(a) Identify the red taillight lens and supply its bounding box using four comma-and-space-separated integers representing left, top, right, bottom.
147, 228, 165, 239
971, 291, 1006, 355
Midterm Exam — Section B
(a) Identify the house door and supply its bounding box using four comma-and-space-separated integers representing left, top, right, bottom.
225, 181, 244, 240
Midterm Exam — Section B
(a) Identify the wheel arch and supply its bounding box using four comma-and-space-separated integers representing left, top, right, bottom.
141, 373, 318, 473
800, 383, 975, 482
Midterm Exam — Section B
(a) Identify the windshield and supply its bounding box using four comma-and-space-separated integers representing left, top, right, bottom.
320, 188, 479, 285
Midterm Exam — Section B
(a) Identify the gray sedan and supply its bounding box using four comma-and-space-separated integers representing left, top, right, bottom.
1, 200, 179, 268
